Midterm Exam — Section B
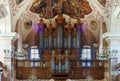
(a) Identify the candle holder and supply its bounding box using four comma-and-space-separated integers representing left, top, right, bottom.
16, 49, 27, 60
97, 47, 118, 60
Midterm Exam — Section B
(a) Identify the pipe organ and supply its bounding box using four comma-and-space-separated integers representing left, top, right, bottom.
15, 14, 104, 80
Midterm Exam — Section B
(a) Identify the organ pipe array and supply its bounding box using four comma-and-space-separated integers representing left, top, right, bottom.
37, 14, 83, 51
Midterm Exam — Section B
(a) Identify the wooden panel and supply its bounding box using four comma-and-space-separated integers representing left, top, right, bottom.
36, 67, 51, 79
69, 67, 104, 80
16, 67, 31, 79
16, 67, 51, 79
90, 67, 104, 79
69, 67, 85, 79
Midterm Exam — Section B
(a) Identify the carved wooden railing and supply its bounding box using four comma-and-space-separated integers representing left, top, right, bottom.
15, 60, 104, 80
16, 59, 51, 80
69, 60, 104, 80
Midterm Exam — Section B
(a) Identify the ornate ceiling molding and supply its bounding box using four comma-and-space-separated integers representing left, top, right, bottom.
10, 0, 33, 31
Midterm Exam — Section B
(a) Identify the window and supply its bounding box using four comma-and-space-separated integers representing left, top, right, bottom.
30, 46, 40, 67
81, 48, 91, 60
81, 46, 92, 67
30, 46, 40, 60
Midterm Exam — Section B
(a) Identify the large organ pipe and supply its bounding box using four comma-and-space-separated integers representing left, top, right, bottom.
67, 24, 72, 49
65, 50, 69, 72
72, 37, 76, 48
39, 33, 43, 49
44, 27, 48, 49
52, 50, 55, 71
48, 23, 53, 49
76, 19, 83, 49
58, 50, 62, 72
58, 26, 63, 49
77, 31, 81, 49
72, 27, 77, 48
68, 34, 71, 49
49, 33, 52, 49
38, 19, 44, 49
53, 37, 56, 48
52, 28, 56, 48
55, 14, 65, 49
38, 19, 45, 59
44, 37, 48, 49
64, 37, 67, 48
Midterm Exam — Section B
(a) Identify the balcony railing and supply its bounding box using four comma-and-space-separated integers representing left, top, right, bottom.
15, 59, 104, 80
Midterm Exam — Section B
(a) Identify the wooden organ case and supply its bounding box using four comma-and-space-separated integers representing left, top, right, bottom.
15, 14, 104, 80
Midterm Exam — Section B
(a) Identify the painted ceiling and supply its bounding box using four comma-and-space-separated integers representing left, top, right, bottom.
30, 0, 92, 19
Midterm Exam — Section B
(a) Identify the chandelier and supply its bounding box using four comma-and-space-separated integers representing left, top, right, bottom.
14, 44, 28, 59
97, 47, 118, 60
15, 49, 27, 60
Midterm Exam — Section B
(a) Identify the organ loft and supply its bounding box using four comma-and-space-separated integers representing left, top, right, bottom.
2, 0, 120, 81
15, 14, 104, 81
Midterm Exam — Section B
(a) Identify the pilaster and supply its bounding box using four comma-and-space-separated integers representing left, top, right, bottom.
102, 32, 120, 81
0, 32, 16, 81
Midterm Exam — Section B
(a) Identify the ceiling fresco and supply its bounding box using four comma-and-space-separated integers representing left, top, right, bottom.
30, 0, 92, 19
97, 0, 106, 7
24, 19, 32, 30
90, 20, 98, 31
16, 0, 24, 5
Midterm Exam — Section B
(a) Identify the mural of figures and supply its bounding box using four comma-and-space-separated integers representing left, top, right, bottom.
30, 0, 46, 14
24, 19, 32, 30
16, 0, 24, 5
98, 0, 106, 7
30, 0, 92, 19
102, 22, 107, 33
90, 20, 98, 31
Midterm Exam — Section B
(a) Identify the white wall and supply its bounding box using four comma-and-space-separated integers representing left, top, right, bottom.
110, 39, 120, 63
0, 0, 12, 33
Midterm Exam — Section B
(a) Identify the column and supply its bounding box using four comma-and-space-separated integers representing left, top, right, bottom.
0, 32, 16, 81
102, 33, 120, 81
